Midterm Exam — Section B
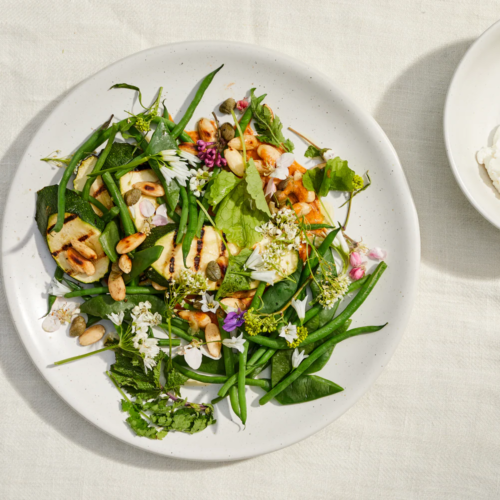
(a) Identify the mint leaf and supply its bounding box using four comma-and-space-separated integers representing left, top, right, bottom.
304, 145, 328, 158
207, 170, 242, 207
250, 89, 294, 152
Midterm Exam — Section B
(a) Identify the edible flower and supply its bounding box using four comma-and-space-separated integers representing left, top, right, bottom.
245, 247, 265, 271
349, 267, 365, 281
197, 140, 227, 169
287, 325, 308, 348
178, 149, 201, 167
152, 204, 170, 227
236, 97, 249, 111
349, 251, 364, 267
291, 296, 308, 321
200, 292, 219, 314
47, 278, 71, 297
177, 338, 222, 369
221, 332, 246, 353
160, 161, 192, 187
250, 269, 277, 285
264, 178, 276, 197
223, 309, 246, 332
368, 247, 387, 261
42, 300, 80, 332
316, 273, 350, 309
107, 311, 124, 326
279, 322, 298, 344
270, 152, 294, 180
139, 199, 155, 218
292, 348, 309, 369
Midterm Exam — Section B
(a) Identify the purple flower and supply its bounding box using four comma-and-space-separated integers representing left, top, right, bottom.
223, 309, 245, 332
197, 140, 226, 169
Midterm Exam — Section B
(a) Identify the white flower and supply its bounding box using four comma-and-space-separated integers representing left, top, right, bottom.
179, 150, 201, 167
270, 153, 294, 180
292, 348, 309, 369
107, 311, 124, 326
200, 292, 219, 313
152, 203, 170, 226
48, 278, 71, 297
42, 300, 80, 332
160, 149, 178, 162
334, 230, 350, 255
132, 301, 152, 315
222, 332, 246, 353
264, 178, 276, 197
189, 176, 203, 197
322, 149, 335, 161
245, 247, 264, 270
133, 331, 148, 349
250, 269, 276, 285
279, 322, 298, 343
133, 334, 160, 372
160, 162, 192, 187
291, 296, 308, 321
182, 343, 203, 369
139, 199, 155, 218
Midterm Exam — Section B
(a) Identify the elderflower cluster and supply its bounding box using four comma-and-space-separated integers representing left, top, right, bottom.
316, 273, 350, 309
130, 301, 162, 371
244, 308, 280, 337
189, 167, 212, 198
256, 208, 304, 251
166, 269, 209, 305
286, 325, 308, 348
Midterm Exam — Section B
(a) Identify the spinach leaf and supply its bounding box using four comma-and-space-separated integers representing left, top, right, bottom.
216, 248, 253, 299
215, 162, 270, 248
249, 89, 294, 152
207, 170, 242, 207
80, 294, 167, 319
304, 145, 328, 158
303, 157, 364, 194
274, 375, 343, 405
271, 350, 293, 387
101, 142, 139, 170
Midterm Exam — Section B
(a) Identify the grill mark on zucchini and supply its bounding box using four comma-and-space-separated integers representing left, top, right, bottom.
47, 214, 78, 234
51, 233, 91, 257
193, 228, 205, 271
92, 183, 108, 198
167, 229, 179, 275
220, 239, 226, 256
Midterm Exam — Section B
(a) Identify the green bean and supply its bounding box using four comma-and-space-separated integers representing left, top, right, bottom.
171, 65, 224, 139
151, 116, 193, 144
90, 155, 150, 177
82, 125, 118, 202
173, 361, 270, 390
250, 281, 267, 310
176, 186, 189, 244
239, 90, 266, 136
304, 304, 322, 323
238, 341, 249, 424
156, 338, 181, 347
182, 190, 198, 267
101, 171, 136, 236
159, 324, 196, 343
218, 317, 240, 418
86, 195, 109, 215
53, 117, 133, 232
64, 286, 163, 298
259, 324, 387, 405
348, 275, 369, 293
246, 262, 387, 349
101, 206, 120, 224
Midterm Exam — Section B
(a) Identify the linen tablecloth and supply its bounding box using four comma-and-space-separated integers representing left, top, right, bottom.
1, 1, 499, 498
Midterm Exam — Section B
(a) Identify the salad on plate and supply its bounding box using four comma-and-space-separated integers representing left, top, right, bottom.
37, 65, 388, 439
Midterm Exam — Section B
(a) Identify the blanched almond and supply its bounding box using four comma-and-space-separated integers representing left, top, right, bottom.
70, 239, 97, 260
116, 232, 146, 254
151, 281, 167, 291
220, 297, 252, 311
66, 248, 96, 276
205, 323, 222, 357
109, 261, 123, 281
177, 310, 211, 331
179, 143, 199, 156
293, 202, 312, 217
227, 135, 259, 151
224, 147, 245, 177
132, 181, 165, 197
79, 325, 105, 346
198, 118, 217, 142
108, 274, 126, 301
257, 145, 281, 167
118, 254, 132, 274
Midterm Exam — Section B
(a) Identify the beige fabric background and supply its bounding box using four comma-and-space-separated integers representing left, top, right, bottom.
1, 0, 499, 498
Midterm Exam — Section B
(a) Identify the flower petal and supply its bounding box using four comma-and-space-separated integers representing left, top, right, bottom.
152, 215, 169, 226
276, 152, 295, 169
265, 178, 276, 197
140, 200, 155, 218
42, 315, 61, 332
184, 346, 203, 370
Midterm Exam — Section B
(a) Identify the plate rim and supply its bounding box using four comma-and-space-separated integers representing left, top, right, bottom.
1, 40, 420, 461
443, 19, 500, 230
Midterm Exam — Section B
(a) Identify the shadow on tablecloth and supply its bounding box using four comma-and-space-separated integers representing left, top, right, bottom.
375, 39, 500, 279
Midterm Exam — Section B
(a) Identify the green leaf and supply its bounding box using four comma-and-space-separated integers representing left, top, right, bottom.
80, 294, 167, 320
304, 145, 329, 158
101, 143, 139, 170
109, 83, 148, 109
245, 160, 272, 216
271, 350, 293, 387
216, 248, 253, 299
207, 170, 242, 207
215, 176, 269, 248
302, 157, 363, 194
274, 375, 344, 405
249, 89, 294, 152
146, 120, 177, 155
164, 363, 188, 396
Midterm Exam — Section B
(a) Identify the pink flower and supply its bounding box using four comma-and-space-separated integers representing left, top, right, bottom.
349, 252, 364, 267
139, 199, 155, 218
236, 98, 249, 111
349, 267, 365, 281
152, 204, 170, 226
265, 178, 276, 198
368, 247, 387, 261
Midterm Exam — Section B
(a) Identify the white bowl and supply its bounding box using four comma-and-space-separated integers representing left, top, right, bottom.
445, 20, 500, 228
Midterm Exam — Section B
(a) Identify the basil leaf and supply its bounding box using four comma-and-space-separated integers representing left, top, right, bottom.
274, 375, 343, 405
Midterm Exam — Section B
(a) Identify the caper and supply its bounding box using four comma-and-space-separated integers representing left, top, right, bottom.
124, 188, 141, 206
69, 315, 87, 337
192, 300, 203, 310
277, 178, 290, 191
219, 98, 236, 114
220, 122, 235, 142
206, 260, 222, 281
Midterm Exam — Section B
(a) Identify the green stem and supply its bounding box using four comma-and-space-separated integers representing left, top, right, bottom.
64, 286, 163, 298
54, 345, 115, 366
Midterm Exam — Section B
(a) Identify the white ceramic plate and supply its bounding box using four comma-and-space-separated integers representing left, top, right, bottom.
1, 42, 419, 461
445, 20, 500, 229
